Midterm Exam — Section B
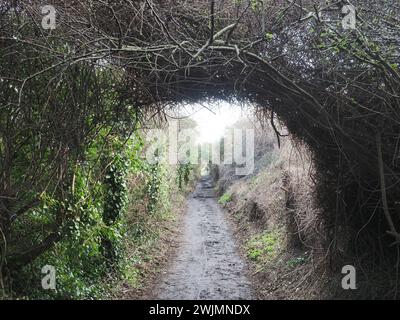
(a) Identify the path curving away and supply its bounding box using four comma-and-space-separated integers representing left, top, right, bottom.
156, 176, 253, 300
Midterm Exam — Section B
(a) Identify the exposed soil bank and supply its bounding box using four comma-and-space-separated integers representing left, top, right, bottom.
155, 176, 253, 300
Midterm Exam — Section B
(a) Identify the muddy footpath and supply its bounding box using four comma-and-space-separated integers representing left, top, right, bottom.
155, 176, 253, 300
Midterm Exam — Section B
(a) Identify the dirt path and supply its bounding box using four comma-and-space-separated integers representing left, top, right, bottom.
155, 176, 253, 300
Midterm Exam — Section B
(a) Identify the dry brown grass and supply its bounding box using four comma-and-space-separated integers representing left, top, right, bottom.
219, 133, 330, 299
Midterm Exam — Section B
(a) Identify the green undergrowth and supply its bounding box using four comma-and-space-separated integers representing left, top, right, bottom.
246, 230, 283, 265
218, 193, 232, 205
116, 163, 194, 294
7, 131, 198, 300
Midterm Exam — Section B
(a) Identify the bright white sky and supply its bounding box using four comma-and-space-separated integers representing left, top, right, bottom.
185, 101, 244, 143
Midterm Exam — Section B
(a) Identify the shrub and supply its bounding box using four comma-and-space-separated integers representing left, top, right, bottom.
246, 230, 282, 263
218, 193, 232, 205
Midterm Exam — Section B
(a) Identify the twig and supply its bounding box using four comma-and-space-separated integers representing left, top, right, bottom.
210, 0, 215, 45
376, 131, 400, 246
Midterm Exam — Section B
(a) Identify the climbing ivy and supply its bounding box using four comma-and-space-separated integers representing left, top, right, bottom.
177, 163, 193, 190
102, 154, 129, 268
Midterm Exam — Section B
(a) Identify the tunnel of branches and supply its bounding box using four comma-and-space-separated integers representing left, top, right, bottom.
1, 0, 400, 296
